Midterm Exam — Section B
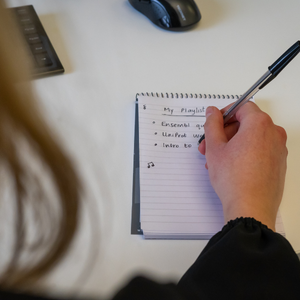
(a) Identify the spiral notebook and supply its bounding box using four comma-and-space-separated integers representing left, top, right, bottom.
131, 92, 285, 239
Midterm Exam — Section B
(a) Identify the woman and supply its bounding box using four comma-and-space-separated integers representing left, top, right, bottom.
0, 1, 299, 299
0, 0, 79, 290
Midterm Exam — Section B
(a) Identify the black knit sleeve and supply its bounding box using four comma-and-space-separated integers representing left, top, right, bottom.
178, 217, 300, 300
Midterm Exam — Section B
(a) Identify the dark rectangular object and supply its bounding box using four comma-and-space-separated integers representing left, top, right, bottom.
10, 5, 64, 77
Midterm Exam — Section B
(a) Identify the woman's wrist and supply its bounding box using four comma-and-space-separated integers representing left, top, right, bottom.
223, 200, 276, 231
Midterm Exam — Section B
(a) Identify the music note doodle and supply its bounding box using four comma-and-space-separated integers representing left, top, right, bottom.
147, 162, 155, 168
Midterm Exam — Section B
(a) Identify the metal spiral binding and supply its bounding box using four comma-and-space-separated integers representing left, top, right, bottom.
138, 92, 240, 99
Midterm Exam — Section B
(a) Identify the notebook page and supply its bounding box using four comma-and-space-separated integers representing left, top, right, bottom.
138, 95, 236, 239
137, 95, 286, 239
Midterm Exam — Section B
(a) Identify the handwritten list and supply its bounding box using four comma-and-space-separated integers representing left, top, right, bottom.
137, 95, 285, 239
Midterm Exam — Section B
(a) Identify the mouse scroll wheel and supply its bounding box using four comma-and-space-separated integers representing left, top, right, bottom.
152, 2, 168, 19
139, 0, 151, 3
160, 16, 170, 27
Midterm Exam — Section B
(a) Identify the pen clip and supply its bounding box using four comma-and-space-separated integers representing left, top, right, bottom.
259, 40, 300, 89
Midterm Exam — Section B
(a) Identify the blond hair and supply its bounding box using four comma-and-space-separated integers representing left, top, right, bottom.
0, 1, 79, 288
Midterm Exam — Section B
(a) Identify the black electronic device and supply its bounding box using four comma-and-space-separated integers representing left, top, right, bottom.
10, 5, 64, 77
128, 0, 201, 31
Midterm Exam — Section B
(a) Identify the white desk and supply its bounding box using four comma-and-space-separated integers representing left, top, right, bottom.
6, 0, 300, 298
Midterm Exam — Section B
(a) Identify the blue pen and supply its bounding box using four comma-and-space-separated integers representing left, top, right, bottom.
199, 40, 300, 144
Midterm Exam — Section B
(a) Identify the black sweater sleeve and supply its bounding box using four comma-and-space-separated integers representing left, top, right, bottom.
112, 218, 300, 300
177, 217, 300, 299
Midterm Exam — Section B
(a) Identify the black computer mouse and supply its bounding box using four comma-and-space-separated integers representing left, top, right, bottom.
128, 0, 201, 31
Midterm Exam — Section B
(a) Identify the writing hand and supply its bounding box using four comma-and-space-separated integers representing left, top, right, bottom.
198, 102, 288, 231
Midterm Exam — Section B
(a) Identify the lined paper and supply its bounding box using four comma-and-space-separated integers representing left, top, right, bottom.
137, 95, 285, 239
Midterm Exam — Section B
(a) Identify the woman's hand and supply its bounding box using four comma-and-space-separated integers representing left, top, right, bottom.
198, 102, 288, 231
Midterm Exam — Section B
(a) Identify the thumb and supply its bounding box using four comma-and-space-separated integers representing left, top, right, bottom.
204, 106, 227, 151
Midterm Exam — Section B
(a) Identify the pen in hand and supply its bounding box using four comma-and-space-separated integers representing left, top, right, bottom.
199, 40, 300, 144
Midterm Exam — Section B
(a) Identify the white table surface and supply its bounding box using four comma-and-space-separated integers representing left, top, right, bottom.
6, 0, 300, 298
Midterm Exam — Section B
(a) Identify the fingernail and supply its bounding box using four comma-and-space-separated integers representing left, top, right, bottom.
206, 106, 214, 117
